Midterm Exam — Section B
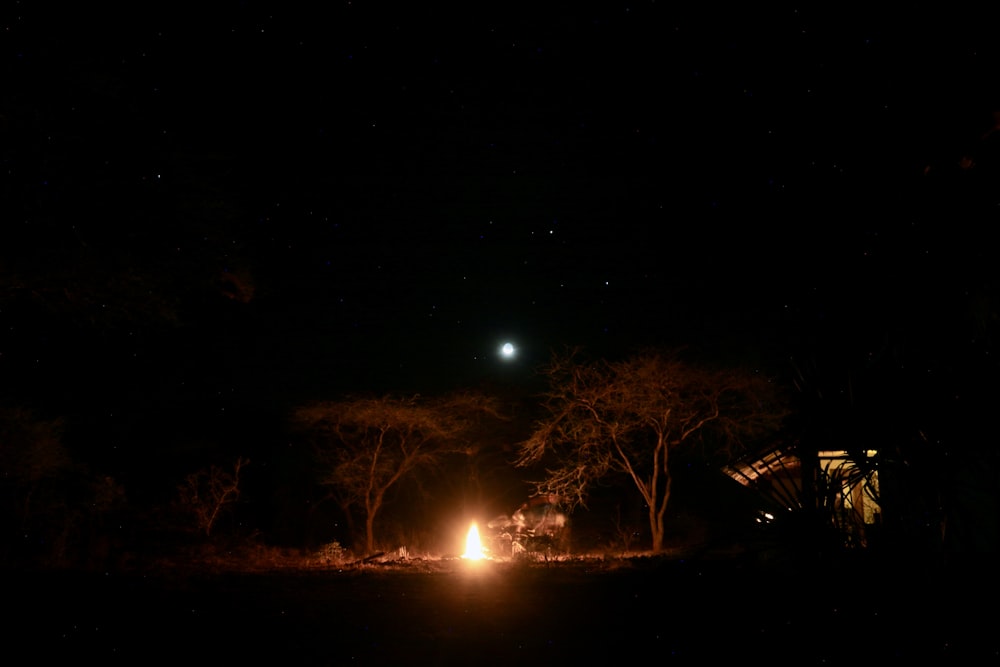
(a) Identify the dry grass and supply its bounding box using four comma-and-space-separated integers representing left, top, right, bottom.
135, 537, 736, 579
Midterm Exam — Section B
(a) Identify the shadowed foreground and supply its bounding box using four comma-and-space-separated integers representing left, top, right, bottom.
9, 555, 997, 665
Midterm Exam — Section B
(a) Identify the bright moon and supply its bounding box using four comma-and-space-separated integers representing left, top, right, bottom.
501, 342, 515, 359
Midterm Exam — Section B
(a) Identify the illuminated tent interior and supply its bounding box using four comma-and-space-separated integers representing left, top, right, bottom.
723, 446, 882, 548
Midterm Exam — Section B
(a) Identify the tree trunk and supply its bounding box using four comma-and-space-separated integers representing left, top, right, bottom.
365, 512, 376, 555
649, 503, 664, 553
649, 472, 672, 553
364, 495, 382, 555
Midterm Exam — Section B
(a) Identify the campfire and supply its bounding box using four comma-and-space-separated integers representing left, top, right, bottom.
461, 522, 485, 560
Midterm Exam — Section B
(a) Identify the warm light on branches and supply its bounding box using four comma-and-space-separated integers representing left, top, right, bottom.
292, 392, 505, 555
517, 348, 788, 553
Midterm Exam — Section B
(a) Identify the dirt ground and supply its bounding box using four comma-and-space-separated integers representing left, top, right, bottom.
8, 554, 998, 665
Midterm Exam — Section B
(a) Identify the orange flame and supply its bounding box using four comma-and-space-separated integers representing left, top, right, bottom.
462, 522, 484, 560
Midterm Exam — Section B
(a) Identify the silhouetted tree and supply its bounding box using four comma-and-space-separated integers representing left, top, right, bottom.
517, 348, 788, 553
175, 457, 250, 537
293, 392, 504, 555
0, 406, 127, 567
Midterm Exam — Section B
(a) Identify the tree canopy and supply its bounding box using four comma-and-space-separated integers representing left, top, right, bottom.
517, 348, 789, 553
292, 392, 504, 554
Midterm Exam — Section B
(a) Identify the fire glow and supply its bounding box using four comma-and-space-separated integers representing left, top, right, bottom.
462, 522, 485, 560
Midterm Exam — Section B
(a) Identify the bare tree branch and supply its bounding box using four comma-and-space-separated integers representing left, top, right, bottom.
292, 392, 504, 555
517, 349, 788, 553
176, 457, 249, 537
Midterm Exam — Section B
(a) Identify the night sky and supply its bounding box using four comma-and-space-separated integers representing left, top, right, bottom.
3, 6, 998, 481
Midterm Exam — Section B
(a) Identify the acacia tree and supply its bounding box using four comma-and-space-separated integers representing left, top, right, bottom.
0, 406, 127, 567
293, 392, 502, 555
516, 349, 788, 553
176, 457, 249, 537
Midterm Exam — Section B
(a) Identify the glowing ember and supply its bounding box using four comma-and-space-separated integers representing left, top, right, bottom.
462, 522, 484, 560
